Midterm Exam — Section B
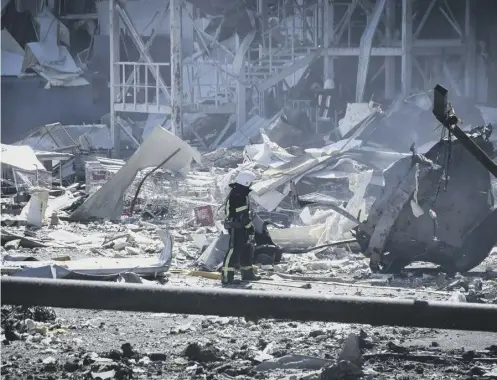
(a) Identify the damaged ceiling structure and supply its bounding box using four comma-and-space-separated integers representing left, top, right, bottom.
2, 0, 497, 379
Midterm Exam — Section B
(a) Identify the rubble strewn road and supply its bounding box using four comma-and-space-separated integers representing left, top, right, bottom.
2, 282, 497, 379
2, 218, 497, 379
3, 88, 497, 379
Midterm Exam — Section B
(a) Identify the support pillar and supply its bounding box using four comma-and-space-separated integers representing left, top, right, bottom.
401, 0, 412, 98
464, 0, 476, 98
356, 0, 386, 102
323, 0, 334, 83
257, 0, 268, 54
236, 34, 246, 130
109, 0, 121, 157
170, 0, 183, 138
384, 0, 395, 99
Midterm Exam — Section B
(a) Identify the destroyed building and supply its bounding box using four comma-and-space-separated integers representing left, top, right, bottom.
2, 1, 497, 379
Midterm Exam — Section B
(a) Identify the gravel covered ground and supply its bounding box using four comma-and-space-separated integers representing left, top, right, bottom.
3, 270, 497, 379
2, 218, 497, 379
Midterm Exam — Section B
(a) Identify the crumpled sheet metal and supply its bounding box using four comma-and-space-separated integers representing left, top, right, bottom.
338, 102, 376, 138
356, 128, 497, 272
1, 144, 46, 172
316, 169, 373, 245
71, 127, 201, 220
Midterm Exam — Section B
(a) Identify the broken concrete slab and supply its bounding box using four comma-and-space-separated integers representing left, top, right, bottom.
1, 228, 47, 248
71, 127, 201, 220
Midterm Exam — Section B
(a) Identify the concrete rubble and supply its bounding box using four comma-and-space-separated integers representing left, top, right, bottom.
2, 90, 497, 379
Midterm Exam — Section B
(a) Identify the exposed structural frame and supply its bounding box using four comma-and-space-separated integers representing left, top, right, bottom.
3, 277, 497, 332
106, 0, 480, 154
109, 0, 183, 156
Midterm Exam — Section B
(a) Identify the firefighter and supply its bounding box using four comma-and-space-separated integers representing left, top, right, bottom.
221, 170, 261, 285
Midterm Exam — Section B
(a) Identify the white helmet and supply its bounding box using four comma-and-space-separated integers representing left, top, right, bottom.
324, 78, 335, 90
234, 170, 256, 187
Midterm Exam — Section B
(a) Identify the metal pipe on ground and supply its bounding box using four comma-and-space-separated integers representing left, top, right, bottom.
2, 277, 497, 332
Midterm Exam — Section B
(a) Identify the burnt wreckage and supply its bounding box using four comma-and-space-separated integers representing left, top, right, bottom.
355, 85, 497, 273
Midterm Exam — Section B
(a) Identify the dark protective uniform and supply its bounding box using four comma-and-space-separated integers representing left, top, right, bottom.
221, 183, 259, 283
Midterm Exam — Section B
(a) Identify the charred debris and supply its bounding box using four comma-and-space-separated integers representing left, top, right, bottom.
1, 84, 496, 283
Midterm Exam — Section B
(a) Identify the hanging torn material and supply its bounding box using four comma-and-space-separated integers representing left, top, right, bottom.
71, 127, 201, 220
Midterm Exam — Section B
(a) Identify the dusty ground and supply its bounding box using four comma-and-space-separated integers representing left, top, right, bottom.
3, 272, 497, 379
2, 219, 497, 379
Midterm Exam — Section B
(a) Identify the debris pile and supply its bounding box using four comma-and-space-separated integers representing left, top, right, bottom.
1, 306, 57, 343
2, 85, 497, 379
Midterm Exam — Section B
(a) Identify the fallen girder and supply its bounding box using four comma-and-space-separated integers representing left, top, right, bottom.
2, 277, 497, 332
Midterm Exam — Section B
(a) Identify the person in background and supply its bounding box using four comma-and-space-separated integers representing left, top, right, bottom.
311, 78, 336, 120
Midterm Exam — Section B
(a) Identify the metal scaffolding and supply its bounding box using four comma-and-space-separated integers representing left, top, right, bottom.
107, 0, 480, 154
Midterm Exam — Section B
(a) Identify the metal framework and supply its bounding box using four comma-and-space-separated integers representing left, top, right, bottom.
108, 0, 480, 154
3, 277, 497, 332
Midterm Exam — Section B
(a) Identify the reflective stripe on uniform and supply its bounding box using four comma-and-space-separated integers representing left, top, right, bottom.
225, 200, 230, 217
223, 248, 234, 276
235, 205, 248, 212
241, 265, 258, 271
244, 222, 253, 229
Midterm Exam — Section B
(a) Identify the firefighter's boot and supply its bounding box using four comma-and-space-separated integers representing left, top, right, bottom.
241, 267, 261, 281
221, 271, 235, 285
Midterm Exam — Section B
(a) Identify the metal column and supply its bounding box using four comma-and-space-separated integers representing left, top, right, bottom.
170, 0, 183, 137
109, 0, 121, 157
258, 0, 268, 52
323, 0, 334, 82
356, 0, 386, 102
401, 0, 412, 98
235, 34, 246, 131
384, 0, 395, 99
464, 0, 476, 98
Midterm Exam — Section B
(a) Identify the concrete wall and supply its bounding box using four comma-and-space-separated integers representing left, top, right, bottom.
0, 76, 109, 144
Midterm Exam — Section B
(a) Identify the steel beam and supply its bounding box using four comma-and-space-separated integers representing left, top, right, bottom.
2, 277, 497, 332
355, 0, 386, 102
115, 0, 171, 103
258, 0, 268, 54
464, 0, 476, 98
384, 0, 395, 99
401, 0, 412, 97
445, 122, 497, 179
414, 0, 437, 40
116, 3, 169, 104
256, 50, 320, 93
334, 0, 359, 45
170, 0, 183, 137
109, 0, 121, 157
323, 0, 334, 83
235, 34, 246, 131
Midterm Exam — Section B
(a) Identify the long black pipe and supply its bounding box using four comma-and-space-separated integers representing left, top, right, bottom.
2, 277, 497, 332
